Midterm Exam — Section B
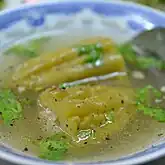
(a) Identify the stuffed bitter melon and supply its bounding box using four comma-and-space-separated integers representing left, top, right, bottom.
39, 85, 136, 146
11, 37, 126, 91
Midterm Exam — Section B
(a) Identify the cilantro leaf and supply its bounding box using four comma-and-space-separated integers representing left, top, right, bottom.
84, 51, 102, 66
76, 43, 103, 55
77, 129, 92, 140
5, 37, 50, 58
5, 46, 38, 58
0, 89, 22, 125
59, 83, 71, 89
136, 85, 165, 122
117, 44, 137, 63
76, 43, 103, 66
137, 104, 165, 122
0, 0, 4, 9
39, 133, 69, 161
118, 44, 165, 70
136, 56, 164, 70
136, 85, 161, 104
106, 111, 115, 123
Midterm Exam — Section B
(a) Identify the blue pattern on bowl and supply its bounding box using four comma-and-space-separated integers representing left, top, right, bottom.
0, 1, 165, 165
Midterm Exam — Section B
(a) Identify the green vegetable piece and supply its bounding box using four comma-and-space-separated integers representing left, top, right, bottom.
136, 85, 161, 104
77, 129, 92, 140
76, 43, 103, 55
118, 44, 165, 70
5, 46, 38, 57
5, 37, 50, 58
39, 133, 69, 161
106, 111, 115, 123
59, 83, 71, 89
118, 44, 137, 63
0, 0, 4, 9
59, 82, 79, 89
84, 51, 102, 66
136, 85, 165, 122
76, 43, 103, 65
138, 0, 165, 7
0, 89, 22, 125
136, 56, 164, 70
137, 104, 165, 122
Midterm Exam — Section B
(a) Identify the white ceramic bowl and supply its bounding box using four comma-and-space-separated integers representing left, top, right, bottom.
0, 0, 165, 165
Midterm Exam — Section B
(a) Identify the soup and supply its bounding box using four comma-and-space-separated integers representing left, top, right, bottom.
0, 35, 165, 162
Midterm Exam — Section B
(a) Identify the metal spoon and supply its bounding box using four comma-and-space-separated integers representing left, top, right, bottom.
131, 27, 165, 60
129, 27, 165, 87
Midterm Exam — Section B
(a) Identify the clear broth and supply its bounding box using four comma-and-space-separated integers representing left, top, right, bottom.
0, 35, 164, 162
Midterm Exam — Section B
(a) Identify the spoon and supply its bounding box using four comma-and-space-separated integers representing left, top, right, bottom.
129, 27, 165, 87
131, 27, 165, 60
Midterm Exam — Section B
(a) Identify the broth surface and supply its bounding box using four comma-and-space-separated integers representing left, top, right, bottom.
0, 35, 164, 162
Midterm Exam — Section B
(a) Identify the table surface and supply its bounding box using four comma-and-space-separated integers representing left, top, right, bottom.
1, 0, 165, 164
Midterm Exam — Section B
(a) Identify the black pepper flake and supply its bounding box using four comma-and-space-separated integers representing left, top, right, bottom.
37, 117, 40, 120
0, 112, 2, 115
62, 136, 66, 139
110, 146, 113, 149
105, 137, 110, 140
109, 97, 112, 100
84, 142, 88, 144
10, 123, 13, 127
8, 66, 14, 69
158, 133, 163, 137
54, 98, 57, 102
121, 100, 124, 104
76, 105, 81, 108
66, 124, 68, 127
37, 136, 43, 141
23, 147, 28, 152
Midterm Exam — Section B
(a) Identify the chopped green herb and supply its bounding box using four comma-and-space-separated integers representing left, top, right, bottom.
0, 89, 22, 125
77, 129, 92, 140
0, 0, 4, 9
136, 56, 164, 70
84, 51, 102, 66
76, 43, 103, 66
59, 82, 79, 89
39, 133, 69, 161
76, 43, 103, 55
118, 44, 137, 63
5, 37, 50, 58
136, 85, 161, 105
137, 105, 165, 122
106, 111, 115, 123
59, 83, 72, 89
5, 46, 38, 57
138, 0, 165, 7
118, 44, 165, 70
136, 85, 165, 122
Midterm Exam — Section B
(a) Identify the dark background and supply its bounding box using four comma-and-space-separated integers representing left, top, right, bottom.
1, 157, 165, 165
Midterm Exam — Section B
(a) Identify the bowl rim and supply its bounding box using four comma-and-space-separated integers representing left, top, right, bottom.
0, 0, 165, 165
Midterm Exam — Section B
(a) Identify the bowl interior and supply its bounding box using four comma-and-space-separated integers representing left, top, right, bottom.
0, 1, 165, 165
